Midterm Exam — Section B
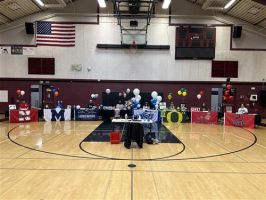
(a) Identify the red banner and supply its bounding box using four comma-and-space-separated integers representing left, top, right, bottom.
191, 111, 218, 124
9, 109, 38, 123
224, 113, 255, 129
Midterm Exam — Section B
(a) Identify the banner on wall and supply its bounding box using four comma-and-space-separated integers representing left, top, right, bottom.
23, 47, 36, 55
11, 46, 23, 55
0, 46, 11, 55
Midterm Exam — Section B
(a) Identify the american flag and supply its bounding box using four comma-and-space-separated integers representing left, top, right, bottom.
36, 21, 75, 47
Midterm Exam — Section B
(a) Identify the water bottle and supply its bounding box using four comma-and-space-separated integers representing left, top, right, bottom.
125, 114, 128, 119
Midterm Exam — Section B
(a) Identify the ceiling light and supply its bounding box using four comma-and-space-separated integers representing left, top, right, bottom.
98, 0, 106, 8
35, 0, 44, 7
162, 0, 171, 9
224, 0, 237, 9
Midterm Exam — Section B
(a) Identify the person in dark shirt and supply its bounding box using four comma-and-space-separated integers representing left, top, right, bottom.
87, 100, 95, 108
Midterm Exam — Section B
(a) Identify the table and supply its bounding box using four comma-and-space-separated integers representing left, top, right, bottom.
112, 119, 154, 148
75, 108, 99, 121
224, 113, 256, 128
9, 109, 38, 123
191, 111, 218, 124
43, 108, 71, 121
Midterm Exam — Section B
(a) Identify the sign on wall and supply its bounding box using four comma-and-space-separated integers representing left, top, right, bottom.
0, 90, 8, 102
0, 46, 11, 55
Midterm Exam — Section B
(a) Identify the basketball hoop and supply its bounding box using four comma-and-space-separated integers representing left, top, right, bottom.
129, 41, 137, 54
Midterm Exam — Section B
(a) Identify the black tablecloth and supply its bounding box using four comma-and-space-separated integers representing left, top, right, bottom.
124, 123, 144, 149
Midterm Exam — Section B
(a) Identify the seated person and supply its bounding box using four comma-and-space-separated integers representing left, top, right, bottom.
143, 102, 150, 109
19, 100, 29, 110
87, 100, 95, 108
238, 104, 248, 114
201, 102, 207, 111
169, 102, 175, 110
55, 101, 64, 109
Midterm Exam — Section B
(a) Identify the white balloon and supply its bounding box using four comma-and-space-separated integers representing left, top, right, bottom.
151, 91, 158, 98
126, 88, 130, 93
133, 88, 140, 96
76, 105, 81, 109
106, 89, 111, 94
20, 90, 25, 96
95, 94, 99, 98
197, 94, 201, 99
157, 95, 162, 102
136, 95, 141, 100
131, 97, 136, 102
91, 94, 95, 98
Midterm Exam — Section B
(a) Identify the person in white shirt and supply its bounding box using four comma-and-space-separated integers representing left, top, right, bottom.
238, 104, 248, 114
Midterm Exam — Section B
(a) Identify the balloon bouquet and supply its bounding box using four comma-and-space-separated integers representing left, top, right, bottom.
196, 91, 204, 100
223, 78, 234, 103
131, 88, 141, 109
150, 91, 162, 109
16, 89, 26, 105
177, 88, 187, 97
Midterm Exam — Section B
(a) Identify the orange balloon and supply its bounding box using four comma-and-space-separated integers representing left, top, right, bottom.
54, 91, 59, 97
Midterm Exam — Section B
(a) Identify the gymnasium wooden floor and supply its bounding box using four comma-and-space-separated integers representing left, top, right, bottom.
0, 120, 265, 200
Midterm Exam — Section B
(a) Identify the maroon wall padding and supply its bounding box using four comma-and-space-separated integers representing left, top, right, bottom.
0, 79, 265, 118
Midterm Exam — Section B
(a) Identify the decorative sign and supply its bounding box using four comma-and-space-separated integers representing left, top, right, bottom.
11, 46, 23, 55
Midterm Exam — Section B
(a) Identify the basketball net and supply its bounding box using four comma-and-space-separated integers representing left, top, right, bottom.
129, 41, 137, 54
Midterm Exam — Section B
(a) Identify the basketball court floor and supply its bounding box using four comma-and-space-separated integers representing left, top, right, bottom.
0, 120, 265, 199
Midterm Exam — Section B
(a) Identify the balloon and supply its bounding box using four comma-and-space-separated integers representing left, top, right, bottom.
224, 90, 230, 96
168, 94, 172, 100
197, 94, 201, 99
226, 84, 232, 90
133, 88, 140, 96
106, 89, 111, 94
137, 104, 141, 108
136, 95, 141, 100
151, 91, 158, 98
95, 94, 99, 98
54, 91, 59, 97
91, 94, 96, 99
182, 92, 187, 96
181, 88, 184, 92
76, 105, 80, 109
126, 88, 130, 93
20, 90, 25, 96
16, 89, 21, 95
223, 96, 229, 101
123, 93, 127, 98
157, 96, 162, 102
199, 91, 204, 96
46, 88, 51, 92
177, 90, 182, 95
229, 96, 234, 101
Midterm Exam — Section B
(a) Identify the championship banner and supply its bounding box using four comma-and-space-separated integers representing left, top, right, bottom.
9, 109, 38, 123
43, 108, 71, 121
133, 109, 159, 122
191, 111, 218, 124
75, 108, 99, 121
224, 113, 255, 129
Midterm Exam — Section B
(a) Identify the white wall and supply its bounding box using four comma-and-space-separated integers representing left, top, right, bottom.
0, 0, 265, 82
